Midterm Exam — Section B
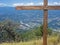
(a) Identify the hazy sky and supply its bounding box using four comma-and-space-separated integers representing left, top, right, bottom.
0, 0, 60, 7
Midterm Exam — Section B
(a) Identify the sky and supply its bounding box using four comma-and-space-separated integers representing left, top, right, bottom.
0, 0, 60, 7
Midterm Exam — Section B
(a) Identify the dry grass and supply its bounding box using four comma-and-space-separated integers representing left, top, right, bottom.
0, 36, 60, 45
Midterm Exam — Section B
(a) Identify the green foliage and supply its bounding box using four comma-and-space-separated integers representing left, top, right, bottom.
20, 25, 52, 41
0, 20, 20, 42
0, 20, 52, 42
34, 26, 43, 37
32, 25, 52, 38
19, 30, 36, 41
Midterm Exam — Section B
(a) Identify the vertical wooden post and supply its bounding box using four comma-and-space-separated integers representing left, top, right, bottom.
43, 0, 48, 45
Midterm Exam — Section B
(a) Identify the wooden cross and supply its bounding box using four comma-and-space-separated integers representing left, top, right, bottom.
16, 0, 60, 45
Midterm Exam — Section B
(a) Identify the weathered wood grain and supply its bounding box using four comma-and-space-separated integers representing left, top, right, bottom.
16, 6, 43, 10
43, 0, 48, 45
16, 6, 60, 10
48, 6, 60, 10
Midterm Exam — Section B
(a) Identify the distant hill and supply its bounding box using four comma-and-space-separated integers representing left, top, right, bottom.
0, 7, 60, 30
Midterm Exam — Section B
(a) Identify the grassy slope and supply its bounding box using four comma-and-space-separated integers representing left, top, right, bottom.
0, 36, 60, 45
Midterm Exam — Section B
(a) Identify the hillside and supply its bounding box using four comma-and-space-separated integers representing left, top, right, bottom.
0, 7, 60, 30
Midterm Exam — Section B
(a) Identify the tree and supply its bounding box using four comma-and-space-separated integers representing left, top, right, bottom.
0, 20, 20, 42
33, 25, 52, 38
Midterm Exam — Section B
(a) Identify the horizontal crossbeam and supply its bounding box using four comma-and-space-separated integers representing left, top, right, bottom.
48, 6, 60, 10
16, 6, 60, 10
16, 6, 43, 10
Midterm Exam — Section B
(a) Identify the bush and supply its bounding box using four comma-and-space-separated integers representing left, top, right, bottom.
0, 20, 20, 42
0, 20, 52, 42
